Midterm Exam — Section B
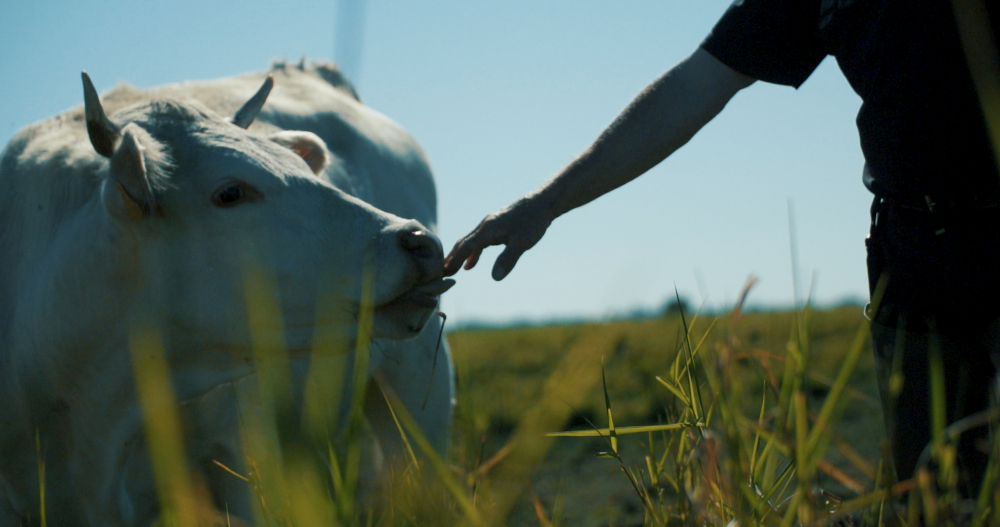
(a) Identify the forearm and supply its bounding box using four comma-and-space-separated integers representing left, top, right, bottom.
444, 49, 754, 280
534, 48, 754, 218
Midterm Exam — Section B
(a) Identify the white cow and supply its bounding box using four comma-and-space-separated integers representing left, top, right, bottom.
0, 61, 455, 526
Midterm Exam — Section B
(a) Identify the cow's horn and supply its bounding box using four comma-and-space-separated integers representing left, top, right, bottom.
232, 75, 274, 129
82, 71, 121, 158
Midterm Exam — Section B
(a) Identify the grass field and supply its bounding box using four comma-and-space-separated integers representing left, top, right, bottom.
123, 298, 999, 526
445, 303, 887, 526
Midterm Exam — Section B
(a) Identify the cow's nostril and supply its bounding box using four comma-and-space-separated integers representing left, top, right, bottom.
400, 229, 443, 261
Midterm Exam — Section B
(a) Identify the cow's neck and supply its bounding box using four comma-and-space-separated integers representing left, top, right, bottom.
8, 197, 147, 409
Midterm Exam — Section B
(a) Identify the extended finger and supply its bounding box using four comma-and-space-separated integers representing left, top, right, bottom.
444, 233, 477, 275
443, 250, 462, 276
492, 244, 525, 281
443, 253, 466, 276
445, 233, 489, 275
464, 249, 482, 270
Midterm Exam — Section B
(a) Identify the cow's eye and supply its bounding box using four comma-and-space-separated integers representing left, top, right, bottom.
212, 182, 262, 208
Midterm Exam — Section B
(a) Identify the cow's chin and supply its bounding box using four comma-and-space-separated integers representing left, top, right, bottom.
372, 278, 454, 340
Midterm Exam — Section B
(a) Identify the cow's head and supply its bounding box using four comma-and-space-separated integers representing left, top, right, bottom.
81, 73, 453, 363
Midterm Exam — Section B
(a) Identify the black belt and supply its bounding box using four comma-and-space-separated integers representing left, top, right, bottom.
872, 193, 1000, 237
880, 193, 1000, 213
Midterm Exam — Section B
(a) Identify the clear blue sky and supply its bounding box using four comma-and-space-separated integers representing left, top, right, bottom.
1, 0, 872, 324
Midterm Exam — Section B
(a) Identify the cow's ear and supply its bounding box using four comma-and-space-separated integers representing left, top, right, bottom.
102, 127, 159, 222
269, 131, 330, 175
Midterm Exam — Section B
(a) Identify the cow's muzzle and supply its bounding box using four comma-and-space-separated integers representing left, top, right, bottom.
372, 227, 454, 339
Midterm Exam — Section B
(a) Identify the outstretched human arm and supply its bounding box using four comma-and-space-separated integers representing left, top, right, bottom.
444, 48, 755, 280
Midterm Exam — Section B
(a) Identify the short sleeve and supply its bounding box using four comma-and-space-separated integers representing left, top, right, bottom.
701, 0, 827, 88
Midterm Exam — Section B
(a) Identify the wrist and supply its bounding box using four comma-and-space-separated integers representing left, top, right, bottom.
534, 177, 575, 220
520, 190, 558, 225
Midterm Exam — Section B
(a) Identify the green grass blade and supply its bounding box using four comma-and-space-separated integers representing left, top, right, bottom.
546, 422, 706, 437
601, 364, 618, 455
794, 390, 811, 481
381, 388, 420, 469
326, 442, 351, 520
130, 324, 200, 527
674, 288, 706, 423
753, 460, 794, 518
35, 430, 46, 527
749, 385, 767, 485
928, 333, 947, 449
376, 377, 486, 527
341, 262, 377, 505
973, 420, 1000, 527
802, 318, 872, 472
655, 376, 691, 408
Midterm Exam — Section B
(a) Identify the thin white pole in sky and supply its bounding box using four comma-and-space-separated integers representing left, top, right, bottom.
335, 0, 367, 86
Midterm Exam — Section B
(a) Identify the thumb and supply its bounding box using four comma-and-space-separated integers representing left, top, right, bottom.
492, 245, 524, 281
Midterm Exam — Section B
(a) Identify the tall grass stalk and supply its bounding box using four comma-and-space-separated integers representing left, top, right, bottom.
482, 325, 622, 523
129, 323, 202, 527
547, 278, 905, 526
34, 430, 46, 527
376, 375, 485, 527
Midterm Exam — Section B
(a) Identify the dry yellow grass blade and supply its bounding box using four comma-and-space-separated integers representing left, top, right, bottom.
130, 324, 202, 527
35, 431, 46, 527
474, 325, 623, 526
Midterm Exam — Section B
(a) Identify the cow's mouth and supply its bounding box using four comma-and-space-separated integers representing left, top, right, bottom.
389, 277, 455, 308
372, 277, 455, 339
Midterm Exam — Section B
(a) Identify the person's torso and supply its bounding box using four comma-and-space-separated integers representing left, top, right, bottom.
818, 0, 998, 200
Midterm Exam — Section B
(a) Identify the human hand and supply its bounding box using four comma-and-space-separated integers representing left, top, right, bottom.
444, 195, 554, 281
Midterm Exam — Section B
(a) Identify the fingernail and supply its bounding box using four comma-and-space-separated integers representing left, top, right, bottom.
492, 265, 507, 281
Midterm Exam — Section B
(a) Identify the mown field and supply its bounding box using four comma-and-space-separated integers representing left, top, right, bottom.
444, 304, 886, 526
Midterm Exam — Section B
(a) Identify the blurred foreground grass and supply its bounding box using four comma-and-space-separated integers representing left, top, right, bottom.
128, 300, 999, 527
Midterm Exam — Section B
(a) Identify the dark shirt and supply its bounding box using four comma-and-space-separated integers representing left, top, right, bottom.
701, 0, 998, 202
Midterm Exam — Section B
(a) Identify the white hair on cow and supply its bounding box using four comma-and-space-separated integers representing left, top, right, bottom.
0, 64, 455, 525
105, 118, 175, 194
